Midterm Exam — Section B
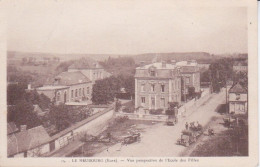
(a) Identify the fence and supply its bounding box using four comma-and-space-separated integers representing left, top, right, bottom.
116, 112, 168, 121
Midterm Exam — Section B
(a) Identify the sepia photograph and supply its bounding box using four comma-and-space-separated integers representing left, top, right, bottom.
0, 0, 258, 166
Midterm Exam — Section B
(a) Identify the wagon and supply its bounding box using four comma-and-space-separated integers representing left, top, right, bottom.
223, 117, 236, 128
177, 130, 197, 147
122, 133, 141, 145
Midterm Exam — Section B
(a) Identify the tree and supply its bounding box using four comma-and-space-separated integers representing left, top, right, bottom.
8, 99, 41, 129
92, 75, 135, 104
49, 104, 71, 132
166, 102, 179, 115
188, 87, 196, 99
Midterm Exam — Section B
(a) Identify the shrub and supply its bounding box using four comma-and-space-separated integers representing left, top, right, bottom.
149, 108, 163, 115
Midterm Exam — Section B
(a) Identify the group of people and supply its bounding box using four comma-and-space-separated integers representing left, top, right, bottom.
185, 121, 200, 130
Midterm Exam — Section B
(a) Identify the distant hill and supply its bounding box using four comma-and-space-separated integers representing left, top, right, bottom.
8, 51, 247, 63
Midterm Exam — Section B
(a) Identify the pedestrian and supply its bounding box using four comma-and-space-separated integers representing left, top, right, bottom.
185, 122, 189, 130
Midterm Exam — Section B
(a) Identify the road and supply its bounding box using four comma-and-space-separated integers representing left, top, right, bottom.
95, 89, 226, 157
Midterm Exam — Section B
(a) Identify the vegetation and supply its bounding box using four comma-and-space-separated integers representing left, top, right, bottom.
7, 83, 51, 129
99, 56, 136, 76
92, 75, 135, 104
200, 57, 248, 92
7, 99, 42, 129
149, 109, 163, 115
165, 102, 179, 115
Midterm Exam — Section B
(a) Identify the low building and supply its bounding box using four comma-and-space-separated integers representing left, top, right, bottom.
37, 71, 92, 104
135, 62, 182, 113
8, 125, 51, 157
228, 82, 248, 114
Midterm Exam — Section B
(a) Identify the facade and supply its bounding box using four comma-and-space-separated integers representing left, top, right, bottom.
233, 61, 248, 73
135, 62, 182, 112
68, 61, 111, 82
228, 82, 248, 114
37, 71, 92, 104
175, 60, 201, 98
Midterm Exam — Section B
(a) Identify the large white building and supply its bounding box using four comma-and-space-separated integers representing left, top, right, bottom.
134, 62, 182, 112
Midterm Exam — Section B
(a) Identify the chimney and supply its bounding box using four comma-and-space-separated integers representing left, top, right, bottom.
28, 84, 31, 90
162, 61, 166, 68
140, 61, 145, 67
20, 125, 27, 132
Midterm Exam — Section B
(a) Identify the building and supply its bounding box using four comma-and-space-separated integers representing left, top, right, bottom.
7, 122, 19, 135
135, 62, 182, 113
37, 71, 92, 104
233, 61, 248, 73
228, 82, 248, 114
68, 59, 111, 82
8, 125, 51, 157
175, 60, 200, 99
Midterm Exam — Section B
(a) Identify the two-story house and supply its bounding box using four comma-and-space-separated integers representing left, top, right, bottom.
175, 60, 200, 99
228, 82, 248, 114
68, 60, 111, 82
135, 62, 182, 113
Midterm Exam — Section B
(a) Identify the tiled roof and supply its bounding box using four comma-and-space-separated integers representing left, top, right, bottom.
229, 82, 247, 94
8, 126, 50, 156
7, 122, 18, 135
44, 71, 91, 86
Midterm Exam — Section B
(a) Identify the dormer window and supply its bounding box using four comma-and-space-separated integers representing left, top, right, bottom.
149, 66, 156, 77
150, 70, 155, 77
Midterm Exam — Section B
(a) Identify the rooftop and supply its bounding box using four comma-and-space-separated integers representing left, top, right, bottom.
136, 62, 176, 70
44, 71, 91, 86
229, 82, 247, 94
8, 126, 50, 156
7, 122, 18, 135
176, 60, 197, 66
36, 85, 69, 91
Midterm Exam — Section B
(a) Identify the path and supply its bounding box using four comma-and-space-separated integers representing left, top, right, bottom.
95, 90, 226, 157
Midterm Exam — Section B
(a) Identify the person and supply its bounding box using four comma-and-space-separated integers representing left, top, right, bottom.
194, 121, 199, 127
185, 122, 189, 130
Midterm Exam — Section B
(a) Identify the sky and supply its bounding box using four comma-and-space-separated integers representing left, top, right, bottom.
7, 0, 247, 55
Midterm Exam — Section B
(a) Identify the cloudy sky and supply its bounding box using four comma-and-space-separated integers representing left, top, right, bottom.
7, 0, 247, 55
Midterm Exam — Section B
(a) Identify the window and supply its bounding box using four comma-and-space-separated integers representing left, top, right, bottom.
82, 88, 85, 95
75, 89, 78, 97
161, 85, 165, 92
151, 84, 155, 92
186, 77, 190, 84
151, 97, 155, 107
150, 70, 155, 76
56, 92, 60, 102
141, 84, 145, 92
87, 87, 90, 94
141, 97, 145, 103
71, 90, 74, 98
79, 88, 82, 96
236, 94, 241, 100
160, 98, 165, 107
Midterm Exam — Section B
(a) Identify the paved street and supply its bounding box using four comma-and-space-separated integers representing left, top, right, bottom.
95, 89, 226, 157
